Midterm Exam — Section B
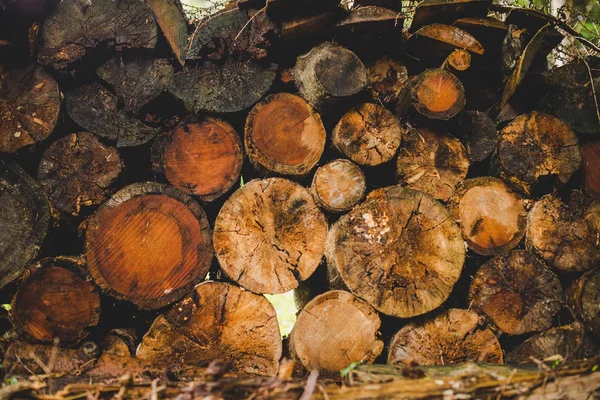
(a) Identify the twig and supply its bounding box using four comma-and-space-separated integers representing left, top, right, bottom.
299, 370, 319, 400
581, 55, 600, 125
234, 7, 266, 41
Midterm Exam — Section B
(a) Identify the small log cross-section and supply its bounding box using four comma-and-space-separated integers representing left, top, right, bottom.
411, 69, 466, 120
469, 250, 563, 335
289, 290, 383, 374
214, 178, 327, 294
85, 183, 213, 309
445, 49, 472, 72
493, 112, 581, 194
0, 66, 61, 153
311, 159, 366, 213
326, 186, 465, 318
396, 126, 469, 202
583, 142, 600, 198
388, 308, 503, 366
567, 268, 600, 337
367, 56, 409, 105
526, 194, 600, 273
0, 161, 51, 289
153, 119, 243, 202
38, 132, 122, 216
292, 42, 367, 108
10, 257, 101, 346
506, 322, 584, 364
449, 177, 526, 256
137, 281, 282, 376
332, 103, 403, 166
245, 93, 326, 177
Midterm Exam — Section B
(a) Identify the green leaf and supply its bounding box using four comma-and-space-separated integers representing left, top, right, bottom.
5, 377, 18, 385
1, 304, 11, 312
592, 365, 599, 372
552, 359, 561, 369
340, 361, 362, 378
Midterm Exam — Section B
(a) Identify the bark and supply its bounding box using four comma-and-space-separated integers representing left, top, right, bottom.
213, 178, 328, 294
137, 281, 282, 376
169, 59, 277, 114
97, 56, 175, 112
38, 132, 122, 216
0, 161, 51, 289
493, 111, 581, 195
454, 110, 497, 163
144, 0, 187, 66
367, 56, 409, 105
152, 118, 243, 202
583, 142, 600, 198
310, 159, 366, 213
469, 249, 563, 335
10, 256, 100, 346
289, 290, 383, 374
331, 103, 403, 166
291, 42, 367, 109
504, 8, 564, 58
506, 322, 585, 364
84, 182, 213, 310
526, 193, 600, 273
388, 308, 503, 366
0, 65, 60, 153
325, 185, 465, 318
395, 126, 469, 202
265, 0, 341, 22
567, 268, 600, 337
409, 0, 492, 32
449, 176, 526, 256
280, 12, 339, 42
245, 93, 326, 177
411, 68, 466, 120
38, 0, 157, 69
65, 83, 158, 147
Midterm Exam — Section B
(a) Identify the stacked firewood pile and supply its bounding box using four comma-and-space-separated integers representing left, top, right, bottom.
0, 0, 599, 389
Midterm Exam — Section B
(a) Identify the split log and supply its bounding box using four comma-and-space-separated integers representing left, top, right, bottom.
97, 57, 174, 112
388, 308, 503, 366
186, 9, 275, 61
392, 75, 418, 119
395, 126, 469, 202
10, 256, 100, 346
444, 49, 471, 72
406, 24, 484, 65
567, 268, 600, 336
137, 281, 282, 376
213, 178, 327, 294
493, 112, 581, 194
65, 83, 158, 147
449, 177, 526, 256
469, 250, 563, 335
367, 56, 408, 105
310, 159, 366, 213
84, 182, 213, 309
326, 186, 465, 318
169, 59, 277, 114
281, 12, 339, 42
38, 132, 122, 216
454, 110, 496, 163
500, 24, 528, 83
144, 0, 187, 65
506, 322, 584, 364
526, 194, 600, 273
0, 65, 60, 153
291, 42, 367, 109
453, 17, 508, 55
38, 0, 157, 68
409, 0, 491, 32
152, 118, 243, 202
266, 0, 341, 22
411, 68, 466, 120
0, 161, 51, 289
331, 103, 403, 166
583, 142, 600, 198
289, 290, 383, 374
504, 8, 564, 58
353, 0, 402, 10
244, 93, 326, 177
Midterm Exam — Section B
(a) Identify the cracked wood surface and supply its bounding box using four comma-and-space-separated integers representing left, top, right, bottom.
567, 267, 600, 337
311, 159, 366, 213
367, 56, 409, 106
411, 68, 466, 120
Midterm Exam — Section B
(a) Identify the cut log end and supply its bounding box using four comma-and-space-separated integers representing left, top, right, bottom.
326, 186, 465, 318
311, 159, 366, 213
449, 177, 526, 256
388, 309, 503, 366
214, 178, 327, 294
455, 110, 496, 163
85, 183, 213, 309
469, 250, 563, 335
245, 93, 326, 177
567, 268, 600, 337
506, 322, 584, 364
137, 281, 281, 376
11, 257, 101, 346
289, 290, 383, 374
396, 127, 469, 202
367, 56, 409, 105
38, 132, 122, 215
411, 69, 465, 120
332, 103, 403, 166
155, 119, 243, 202
446, 49, 472, 72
